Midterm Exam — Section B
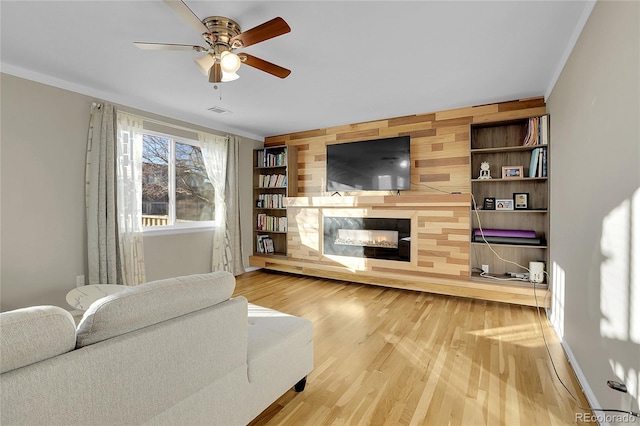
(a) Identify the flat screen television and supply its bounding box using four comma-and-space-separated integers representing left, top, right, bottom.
326, 136, 411, 191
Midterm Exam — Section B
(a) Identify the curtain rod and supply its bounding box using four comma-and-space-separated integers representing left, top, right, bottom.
93, 103, 229, 139
142, 117, 202, 135
124, 112, 226, 138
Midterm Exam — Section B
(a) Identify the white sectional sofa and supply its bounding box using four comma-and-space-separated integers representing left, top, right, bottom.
0, 271, 314, 425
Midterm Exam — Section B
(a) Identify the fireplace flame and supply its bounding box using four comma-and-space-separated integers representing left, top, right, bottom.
334, 229, 398, 248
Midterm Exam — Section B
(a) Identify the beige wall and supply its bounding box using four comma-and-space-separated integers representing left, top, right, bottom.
0, 73, 260, 311
1, 74, 88, 310
547, 0, 639, 416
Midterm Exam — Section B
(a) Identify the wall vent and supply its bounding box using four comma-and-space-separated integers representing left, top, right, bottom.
208, 106, 231, 115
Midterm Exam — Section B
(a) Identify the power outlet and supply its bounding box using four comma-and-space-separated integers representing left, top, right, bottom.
481, 264, 490, 274
607, 380, 628, 393
76, 275, 85, 287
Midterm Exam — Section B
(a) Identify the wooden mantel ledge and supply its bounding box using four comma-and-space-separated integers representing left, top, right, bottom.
284, 193, 471, 208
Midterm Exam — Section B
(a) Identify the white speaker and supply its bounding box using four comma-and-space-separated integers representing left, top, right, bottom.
529, 261, 545, 283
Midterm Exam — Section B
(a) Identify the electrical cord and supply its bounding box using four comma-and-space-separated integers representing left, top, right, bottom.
410, 181, 453, 194
532, 273, 639, 417
393, 184, 637, 415
468, 192, 639, 418
411, 165, 638, 416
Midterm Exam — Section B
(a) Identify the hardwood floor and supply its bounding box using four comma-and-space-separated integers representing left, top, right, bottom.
234, 270, 594, 425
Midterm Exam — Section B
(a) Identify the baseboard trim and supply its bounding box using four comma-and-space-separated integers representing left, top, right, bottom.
561, 338, 601, 405
547, 309, 605, 425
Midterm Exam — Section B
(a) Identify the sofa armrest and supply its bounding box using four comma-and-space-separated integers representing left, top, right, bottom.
0, 306, 76, 373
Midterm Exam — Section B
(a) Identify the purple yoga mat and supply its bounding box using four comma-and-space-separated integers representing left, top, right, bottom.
473, 228, 537, 238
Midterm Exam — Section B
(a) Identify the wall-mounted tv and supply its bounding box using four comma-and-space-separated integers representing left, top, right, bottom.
326, 136, 411, 192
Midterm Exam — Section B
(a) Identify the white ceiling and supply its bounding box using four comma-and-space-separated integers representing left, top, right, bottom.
1, 1, 593, 140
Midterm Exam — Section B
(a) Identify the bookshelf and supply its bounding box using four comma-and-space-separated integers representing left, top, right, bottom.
253, 145, 298, 256
469, 115, 550, 285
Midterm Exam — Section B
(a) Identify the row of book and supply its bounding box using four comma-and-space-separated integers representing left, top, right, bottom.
255, 235, 275, 254
256, 193, 285, 209
258, 174, 287, 188
523, 115, 549, 146
529, 147, 547, 178
257, 150, 287, 167
256, 213, 287, 232
472, 228, 544, 246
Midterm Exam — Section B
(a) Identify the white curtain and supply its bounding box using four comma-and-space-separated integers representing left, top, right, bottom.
198, 132, 228, 271
115, 112, 146, 285
86, 105, 146, 286
86, 103, 120, 284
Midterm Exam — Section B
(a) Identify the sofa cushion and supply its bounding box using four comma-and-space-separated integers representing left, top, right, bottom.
76, 271, 235, 348
0, 305, 76, 373
246, 303, 313, 383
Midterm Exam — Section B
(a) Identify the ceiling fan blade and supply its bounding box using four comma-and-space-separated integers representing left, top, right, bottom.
240, 54, 291, 79
230, 17, 290, 48
134, 42, 207, 52
209, 63, 222, 83
163, 0, 209, 35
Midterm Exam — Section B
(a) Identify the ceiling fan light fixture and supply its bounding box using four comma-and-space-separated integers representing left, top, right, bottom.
221, 71, 240, 82
220, 51, 241, 74
195, 54, 215, 76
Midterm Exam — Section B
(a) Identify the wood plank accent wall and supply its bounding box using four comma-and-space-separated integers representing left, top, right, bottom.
284, 194, 470, 279
265, 97, 546, 197
254, 97, 548, 306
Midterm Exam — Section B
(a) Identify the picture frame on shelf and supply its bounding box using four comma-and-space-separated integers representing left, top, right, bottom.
495, 199, 514, 210
501, 165, 523, 179
514, 192, 529, 210
483, 197, 496, 210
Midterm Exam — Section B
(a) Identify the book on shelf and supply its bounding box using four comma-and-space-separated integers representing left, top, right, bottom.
540, 115, 549, 145
259, 174, 287, 188
256, 213, 265, 230
256, 213, 287, 232
257, 149, 287, 167
528, 146, 547, 177
523, 117, 539, 146
256, 235, 275, 254
278, 216, 287, 232
264, 237, 275, 253
257, 193, 284, 209
256, 234, 269, 253
529, 148, 540, 177
523, 115, 549, 147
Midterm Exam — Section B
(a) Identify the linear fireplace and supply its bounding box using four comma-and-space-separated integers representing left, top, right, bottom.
323, 217, 410, 261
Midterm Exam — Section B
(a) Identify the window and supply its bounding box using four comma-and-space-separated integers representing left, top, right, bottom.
142, 132, 215, 229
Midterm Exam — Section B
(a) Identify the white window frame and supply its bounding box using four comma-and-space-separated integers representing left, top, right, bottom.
141, 130, 215, 236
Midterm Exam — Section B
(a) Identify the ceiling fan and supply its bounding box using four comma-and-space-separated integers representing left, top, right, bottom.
134, 0, 291, 83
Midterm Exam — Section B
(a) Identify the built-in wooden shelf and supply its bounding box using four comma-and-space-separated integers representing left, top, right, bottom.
470, 114, 550, 288
253, 146, 298, 256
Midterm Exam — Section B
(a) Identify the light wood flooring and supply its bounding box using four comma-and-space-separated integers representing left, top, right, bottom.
234, 270, 594, 425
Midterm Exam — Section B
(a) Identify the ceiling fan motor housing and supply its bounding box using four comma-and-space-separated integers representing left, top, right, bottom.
202, 16, 241, 49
